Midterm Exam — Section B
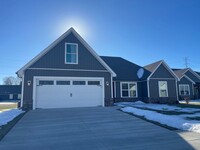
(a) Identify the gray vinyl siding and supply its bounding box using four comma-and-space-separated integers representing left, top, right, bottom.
23, 69, 112, 109
185, 71, 200, 83
113, 81, 144, 103
151, 64, 174, 78
177, 77, 194, 100
29, 32, 106, 71
141, 81, 148, 99
148, 79, 177, 104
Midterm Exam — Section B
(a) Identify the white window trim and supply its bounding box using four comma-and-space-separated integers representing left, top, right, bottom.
179, 84, 190, 96
65, 43, 78, 64
120, 82, 138, 98
158, 81, 168, 97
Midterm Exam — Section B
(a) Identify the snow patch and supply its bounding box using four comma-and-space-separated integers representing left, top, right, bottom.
121, 107, 200, 133
0, 109, 24, 126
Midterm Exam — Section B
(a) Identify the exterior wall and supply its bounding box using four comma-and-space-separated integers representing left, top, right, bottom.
177, 77, 194, 100
148, 79, 177, 104
113, 81, 144, 103
185, 71, 200, 83
23, 69, 112, 109
151, 64, 174, 78
0, 85, 21, 101
29, 32, 106, 71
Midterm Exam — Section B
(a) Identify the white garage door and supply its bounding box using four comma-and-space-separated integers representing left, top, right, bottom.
34, 77, 104, 109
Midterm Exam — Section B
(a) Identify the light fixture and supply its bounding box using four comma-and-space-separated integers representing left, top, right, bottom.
27, 80, 31, 86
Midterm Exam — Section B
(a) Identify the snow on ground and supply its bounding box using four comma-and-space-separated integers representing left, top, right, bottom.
121, 107, 200, 133
116, 101, 200, 113
0, 109, 24, 126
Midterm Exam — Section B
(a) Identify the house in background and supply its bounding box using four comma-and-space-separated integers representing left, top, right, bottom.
173, 68, 200, 100
144, 60, 179, 104
0, 85, 21, 102
101, 56, 151, 103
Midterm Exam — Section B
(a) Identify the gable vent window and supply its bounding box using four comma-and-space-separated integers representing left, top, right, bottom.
65, 43, 78, 64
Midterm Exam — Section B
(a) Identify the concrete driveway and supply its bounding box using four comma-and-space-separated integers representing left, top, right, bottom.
0, 107, 198, 150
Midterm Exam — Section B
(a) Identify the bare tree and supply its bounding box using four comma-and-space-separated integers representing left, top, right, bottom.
3, 76, 21, 85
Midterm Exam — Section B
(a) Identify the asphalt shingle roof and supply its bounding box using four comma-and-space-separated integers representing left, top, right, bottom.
143, 60, 162, 73
101, 56, 151, 81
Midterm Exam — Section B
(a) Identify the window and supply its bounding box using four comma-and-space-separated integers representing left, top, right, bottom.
158, 81, 168, 97
9, 94, 13, 99
121, 82, 137, 97
73, 81, 86, 85
18, 94, 21, 99
56, 81, 70, 85
39, 80, 54, 85
65, 43, 78, 64
179, 84, 190, 95
88, 81, 100, 85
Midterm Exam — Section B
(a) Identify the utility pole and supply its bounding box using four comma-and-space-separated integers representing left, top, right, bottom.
184, 57, 189, 68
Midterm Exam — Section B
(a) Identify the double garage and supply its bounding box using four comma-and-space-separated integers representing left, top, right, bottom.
32, 77, 104, 109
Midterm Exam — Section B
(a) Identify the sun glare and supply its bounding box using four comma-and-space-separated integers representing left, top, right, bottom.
56, 18, 89, 39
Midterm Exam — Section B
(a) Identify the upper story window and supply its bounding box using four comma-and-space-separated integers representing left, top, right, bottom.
65, 43, 78, 64
179, 84, 190, 96
158, 81, 168, 97
121, 82, 137, 98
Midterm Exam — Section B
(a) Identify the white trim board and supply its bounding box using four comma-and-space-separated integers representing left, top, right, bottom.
16, 28, 116, 78
27, 68, 109, 72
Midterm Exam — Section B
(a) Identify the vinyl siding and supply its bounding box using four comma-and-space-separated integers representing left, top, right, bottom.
149, 79, 177, 103
185, 71, 200, 83
29, 32, 106, 71
151, 64, 174, 78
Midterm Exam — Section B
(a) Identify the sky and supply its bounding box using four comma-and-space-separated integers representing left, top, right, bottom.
0, 0, 200, 84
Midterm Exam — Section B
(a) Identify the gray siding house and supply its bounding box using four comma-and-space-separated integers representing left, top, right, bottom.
17, 28, 116, 110
144, 60, 179, 104
173, 68, 200, 100
101, 56, 151, 103
0, 85, 21, 101
16, 28, 200, 110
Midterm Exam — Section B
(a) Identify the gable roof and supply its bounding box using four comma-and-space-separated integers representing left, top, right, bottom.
144, 60, 163, 73
173, 68, 200, 82
100, 56, 151, 81
144, 60, 179, 80
196, 71, 200, 77
173, 68, 188, 79
16, 27, 116, 78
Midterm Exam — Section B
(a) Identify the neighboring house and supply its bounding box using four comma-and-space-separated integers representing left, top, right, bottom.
101, 56, 151, 103
144, 60, 179, 104
0, 85, 21, 101
16, 28, 116, 110
173, 68, 200, 100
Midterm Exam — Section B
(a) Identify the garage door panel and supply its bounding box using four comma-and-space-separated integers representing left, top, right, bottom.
35, 78, 104, 109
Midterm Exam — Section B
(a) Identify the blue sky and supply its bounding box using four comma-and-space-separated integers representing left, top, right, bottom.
0, 0, 200, 84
